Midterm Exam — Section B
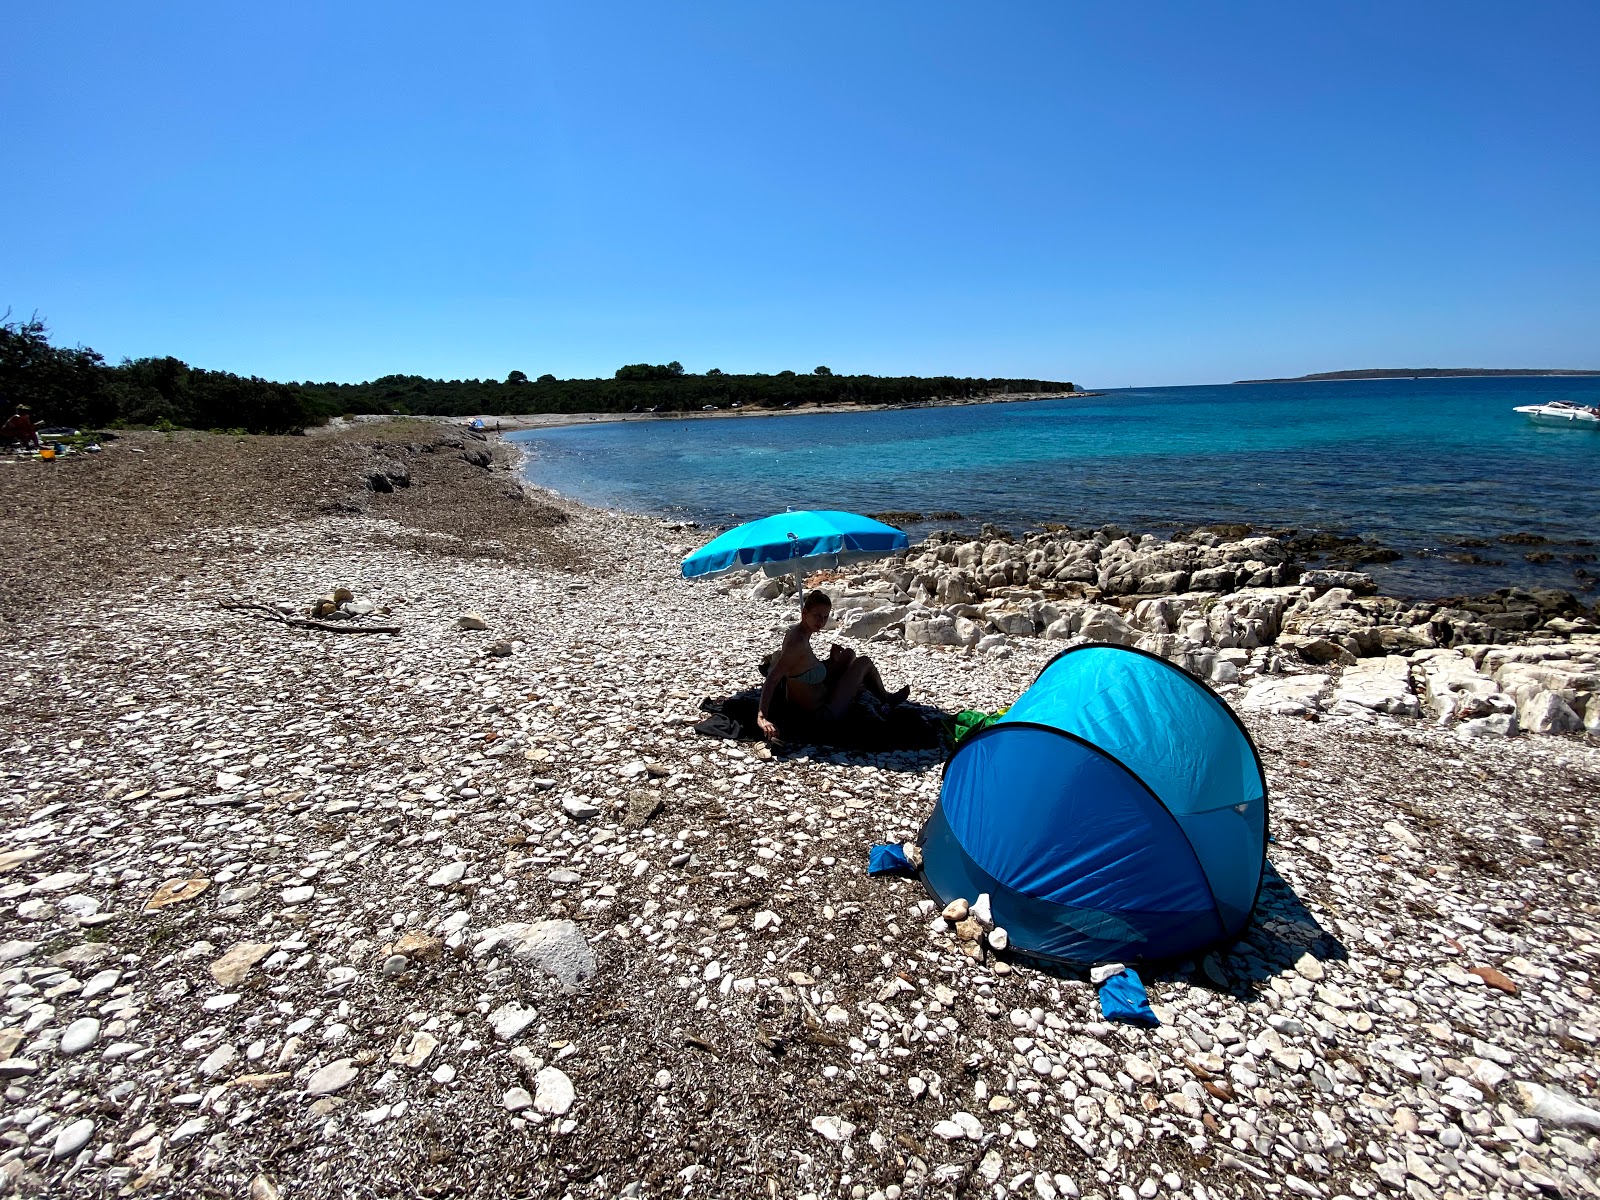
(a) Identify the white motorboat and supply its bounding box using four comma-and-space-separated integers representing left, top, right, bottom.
1514, 401, 1600, 427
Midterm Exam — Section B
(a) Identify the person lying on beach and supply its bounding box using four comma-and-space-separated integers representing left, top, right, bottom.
756, 589, 909, 742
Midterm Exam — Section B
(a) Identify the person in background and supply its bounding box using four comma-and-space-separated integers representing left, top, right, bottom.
756, 589, 909, 742
1, 405, 41, 450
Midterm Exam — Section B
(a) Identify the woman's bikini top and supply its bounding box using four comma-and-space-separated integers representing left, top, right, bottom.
788, 661, 827, 686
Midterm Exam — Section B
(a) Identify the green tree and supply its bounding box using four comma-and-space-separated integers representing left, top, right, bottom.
706, 367, 724, 377
506, 369, 528, 384
615, 361, 686, 381
0, 312, 113, 426
813, 365, 833, 376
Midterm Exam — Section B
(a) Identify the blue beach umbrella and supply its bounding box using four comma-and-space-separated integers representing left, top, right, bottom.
680, 510, 910, 585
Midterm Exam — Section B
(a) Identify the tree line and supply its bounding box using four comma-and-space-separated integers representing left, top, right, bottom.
1, 314, 314, 434
1, 316, 1075, 433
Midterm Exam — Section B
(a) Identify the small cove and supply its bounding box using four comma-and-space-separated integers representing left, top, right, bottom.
510, 376, 1600, 598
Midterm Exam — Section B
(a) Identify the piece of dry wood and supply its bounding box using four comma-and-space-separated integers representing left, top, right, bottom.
220, 599, 401, 635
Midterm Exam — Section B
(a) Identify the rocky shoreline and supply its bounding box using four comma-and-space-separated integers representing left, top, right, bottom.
1, 423, 1597, 1200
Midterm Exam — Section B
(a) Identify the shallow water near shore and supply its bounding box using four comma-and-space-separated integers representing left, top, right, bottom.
511, 376, 1600, 598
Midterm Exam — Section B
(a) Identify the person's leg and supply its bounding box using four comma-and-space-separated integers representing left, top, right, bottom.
826, 657, 909, 717
825, 659, 873, 719
853, 655, 910, 706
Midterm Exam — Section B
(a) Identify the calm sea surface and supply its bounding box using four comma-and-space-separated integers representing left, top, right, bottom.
510, 377, 1600, 598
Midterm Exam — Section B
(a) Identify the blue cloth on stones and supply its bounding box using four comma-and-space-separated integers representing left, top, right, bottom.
1098, 967, 1159, 1026
868, 843, 913, 875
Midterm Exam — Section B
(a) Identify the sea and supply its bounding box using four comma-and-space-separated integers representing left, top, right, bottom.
509, 376, 1600, 599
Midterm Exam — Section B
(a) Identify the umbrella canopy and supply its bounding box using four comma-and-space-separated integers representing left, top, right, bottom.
681, 510, 910, 580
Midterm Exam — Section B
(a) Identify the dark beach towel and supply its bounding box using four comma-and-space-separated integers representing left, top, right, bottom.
695, 689, 944, 753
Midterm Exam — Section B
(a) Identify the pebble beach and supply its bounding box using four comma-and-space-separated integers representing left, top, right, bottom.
1, 421, 1598, 1200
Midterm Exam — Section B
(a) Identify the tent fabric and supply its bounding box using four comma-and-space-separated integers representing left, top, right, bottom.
680, 510, 909, 580
919, 643, 1268, 965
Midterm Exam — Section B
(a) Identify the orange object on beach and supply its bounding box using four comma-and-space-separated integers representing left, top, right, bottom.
38, 448, 55, 460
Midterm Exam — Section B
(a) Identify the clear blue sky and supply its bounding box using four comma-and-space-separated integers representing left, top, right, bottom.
5, 2, 1597, 387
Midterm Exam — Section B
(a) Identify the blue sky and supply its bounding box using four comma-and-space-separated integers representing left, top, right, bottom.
5, 2, 1597, 387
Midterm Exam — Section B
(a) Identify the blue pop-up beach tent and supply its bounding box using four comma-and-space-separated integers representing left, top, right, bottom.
920, 643, 1268, 965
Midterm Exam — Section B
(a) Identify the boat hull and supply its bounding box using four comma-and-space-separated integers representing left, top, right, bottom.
1514, 404, 1600, 427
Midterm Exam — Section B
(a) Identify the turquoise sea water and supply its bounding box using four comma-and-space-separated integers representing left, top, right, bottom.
510, 377, 1600, 598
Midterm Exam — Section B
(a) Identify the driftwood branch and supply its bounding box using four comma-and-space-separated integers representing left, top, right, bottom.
220, 599, 401, 636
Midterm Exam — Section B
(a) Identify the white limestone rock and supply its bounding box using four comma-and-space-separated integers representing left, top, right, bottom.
474, 920, 597, 991
1334, 655, 1420, 717
1520, 690, 1584, 735
1242, 673, 1331, 715
533, 1066, 575, 1115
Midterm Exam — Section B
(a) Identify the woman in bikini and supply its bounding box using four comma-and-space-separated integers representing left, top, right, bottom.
755, 589, 909, 742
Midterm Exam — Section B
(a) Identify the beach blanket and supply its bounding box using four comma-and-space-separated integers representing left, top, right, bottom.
694, 690, 945, 753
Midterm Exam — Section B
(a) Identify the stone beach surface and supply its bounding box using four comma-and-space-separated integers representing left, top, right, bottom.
1, 421, 1598, 1199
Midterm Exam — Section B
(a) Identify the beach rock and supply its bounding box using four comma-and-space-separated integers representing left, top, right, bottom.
1242, 674, 1330, 715
487, 1003, 537, 1040
456, 613, 489, 631
1286, 635, 1357, 666
1334, 655, 1420, 716
906, 616, 961, 646
533, 1066, 575, 1115
1456, 713, 1518, 739
50, 1118, 95, 1158
840, 605, 909, 641
1077, 606, 1137, 646
307, 1059, 358, 1096
426, 861, 467, 887
988, 610, 1035, 637
210, 941, 274, 986
473, 920, 597, 991
390, 1031, 439, 1068
1513, 1082, 1600, 1133
143, 877, 211, 910
1520, 690, 1584, 735
1300, 569, 1377, 593
1137, 570, 1190, 595
1191, 566, 1237, 592
810, 1115, 855, 1143
201, 1043, 237, 1076
57, 1016, 101, 1055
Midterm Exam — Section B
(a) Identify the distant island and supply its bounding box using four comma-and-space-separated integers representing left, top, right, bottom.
1236, 368, 1600, 384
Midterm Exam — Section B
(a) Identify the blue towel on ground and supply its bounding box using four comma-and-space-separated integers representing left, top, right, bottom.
868, 843, 913, 875
1098, 968, 1159, 1026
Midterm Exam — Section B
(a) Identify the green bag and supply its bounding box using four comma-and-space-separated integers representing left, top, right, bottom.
945, 707, 1008, 745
